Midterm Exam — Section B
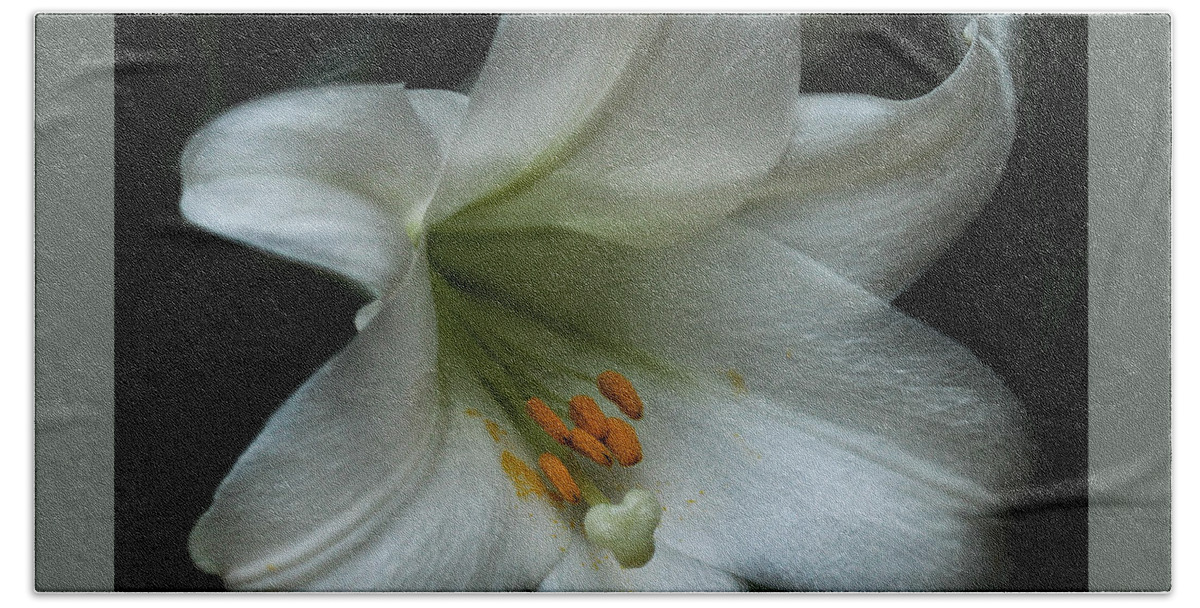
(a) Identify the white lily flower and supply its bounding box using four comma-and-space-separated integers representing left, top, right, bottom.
181, 15, 1025, 591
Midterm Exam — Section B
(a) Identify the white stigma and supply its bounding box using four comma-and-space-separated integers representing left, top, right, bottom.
583, 488, 662, 568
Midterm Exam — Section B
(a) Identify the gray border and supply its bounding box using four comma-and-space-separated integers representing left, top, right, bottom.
1087, 14, 1172, 591
34, 14, 115, 591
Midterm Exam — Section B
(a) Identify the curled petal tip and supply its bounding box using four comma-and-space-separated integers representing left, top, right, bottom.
962, 19, 979, 42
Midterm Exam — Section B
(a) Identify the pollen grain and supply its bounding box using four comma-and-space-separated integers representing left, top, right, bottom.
538, 453, 581, 504
568, 395, 608, 440
526, 397, 569, 445
597, 370, 644, 420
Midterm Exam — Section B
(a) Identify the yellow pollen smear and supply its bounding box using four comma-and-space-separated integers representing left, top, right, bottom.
538, 453, 581, 504
597, 370, 644, 420
526, 397, 569, 445
726, 369, 747, 395
499, 450, 553, 502
603, 417, 643, 467
567, 428, 612, 467
569, 395, 608, 440
484, 419, 507, 442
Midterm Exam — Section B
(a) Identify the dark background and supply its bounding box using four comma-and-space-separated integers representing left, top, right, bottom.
113, 15, 1087, 590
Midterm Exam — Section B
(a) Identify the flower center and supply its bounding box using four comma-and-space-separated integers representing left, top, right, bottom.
423, 236, 669, 569
525, 371, 662, 569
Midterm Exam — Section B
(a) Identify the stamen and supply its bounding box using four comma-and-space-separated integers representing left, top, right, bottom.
538, 453, 581, 504
597, 370, 644, 420
567, 428, 612, 467
568, 395, 608, 440
602, 417, 642, 466
526, 397, 569, 445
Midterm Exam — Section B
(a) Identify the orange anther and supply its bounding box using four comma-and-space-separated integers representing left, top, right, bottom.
603, 417, 643, 466
568, 395, 608, 440
526, 397, 569, 445
597, 370, 644, 420
567, 428, 612, 467
538, 453, 580, 504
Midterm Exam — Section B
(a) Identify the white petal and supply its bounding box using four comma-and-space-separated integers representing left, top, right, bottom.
188, 257, 562, 590
427, 15, 802, 243
800, 15, 965, 97
426, 222, 1026, 589
424, 14, 647, 226
538, 540, 745, 592
946, 15, 1023, 75
735, 23, 1016, 298
180, 84, 441, 297
617, 388, 1010, 590
405, 88, 469, 156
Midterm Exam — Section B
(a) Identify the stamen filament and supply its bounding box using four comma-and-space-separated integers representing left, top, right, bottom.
577, 475, 610, 507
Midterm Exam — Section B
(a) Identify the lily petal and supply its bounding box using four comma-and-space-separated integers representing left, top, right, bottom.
189, 257, 561, 590
405, 88, 469, 157
735, 22, 1016, 298
538, 541, 745, 592
618, 386, 1008, 590
427, 14, 802, 243
180, 84, 442, 297
427, 222, 1026, 589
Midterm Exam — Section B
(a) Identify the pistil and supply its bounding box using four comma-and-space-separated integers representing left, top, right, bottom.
583, 489, 663, 569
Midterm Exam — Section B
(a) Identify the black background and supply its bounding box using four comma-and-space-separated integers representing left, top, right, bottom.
114, 15, 1087, 590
